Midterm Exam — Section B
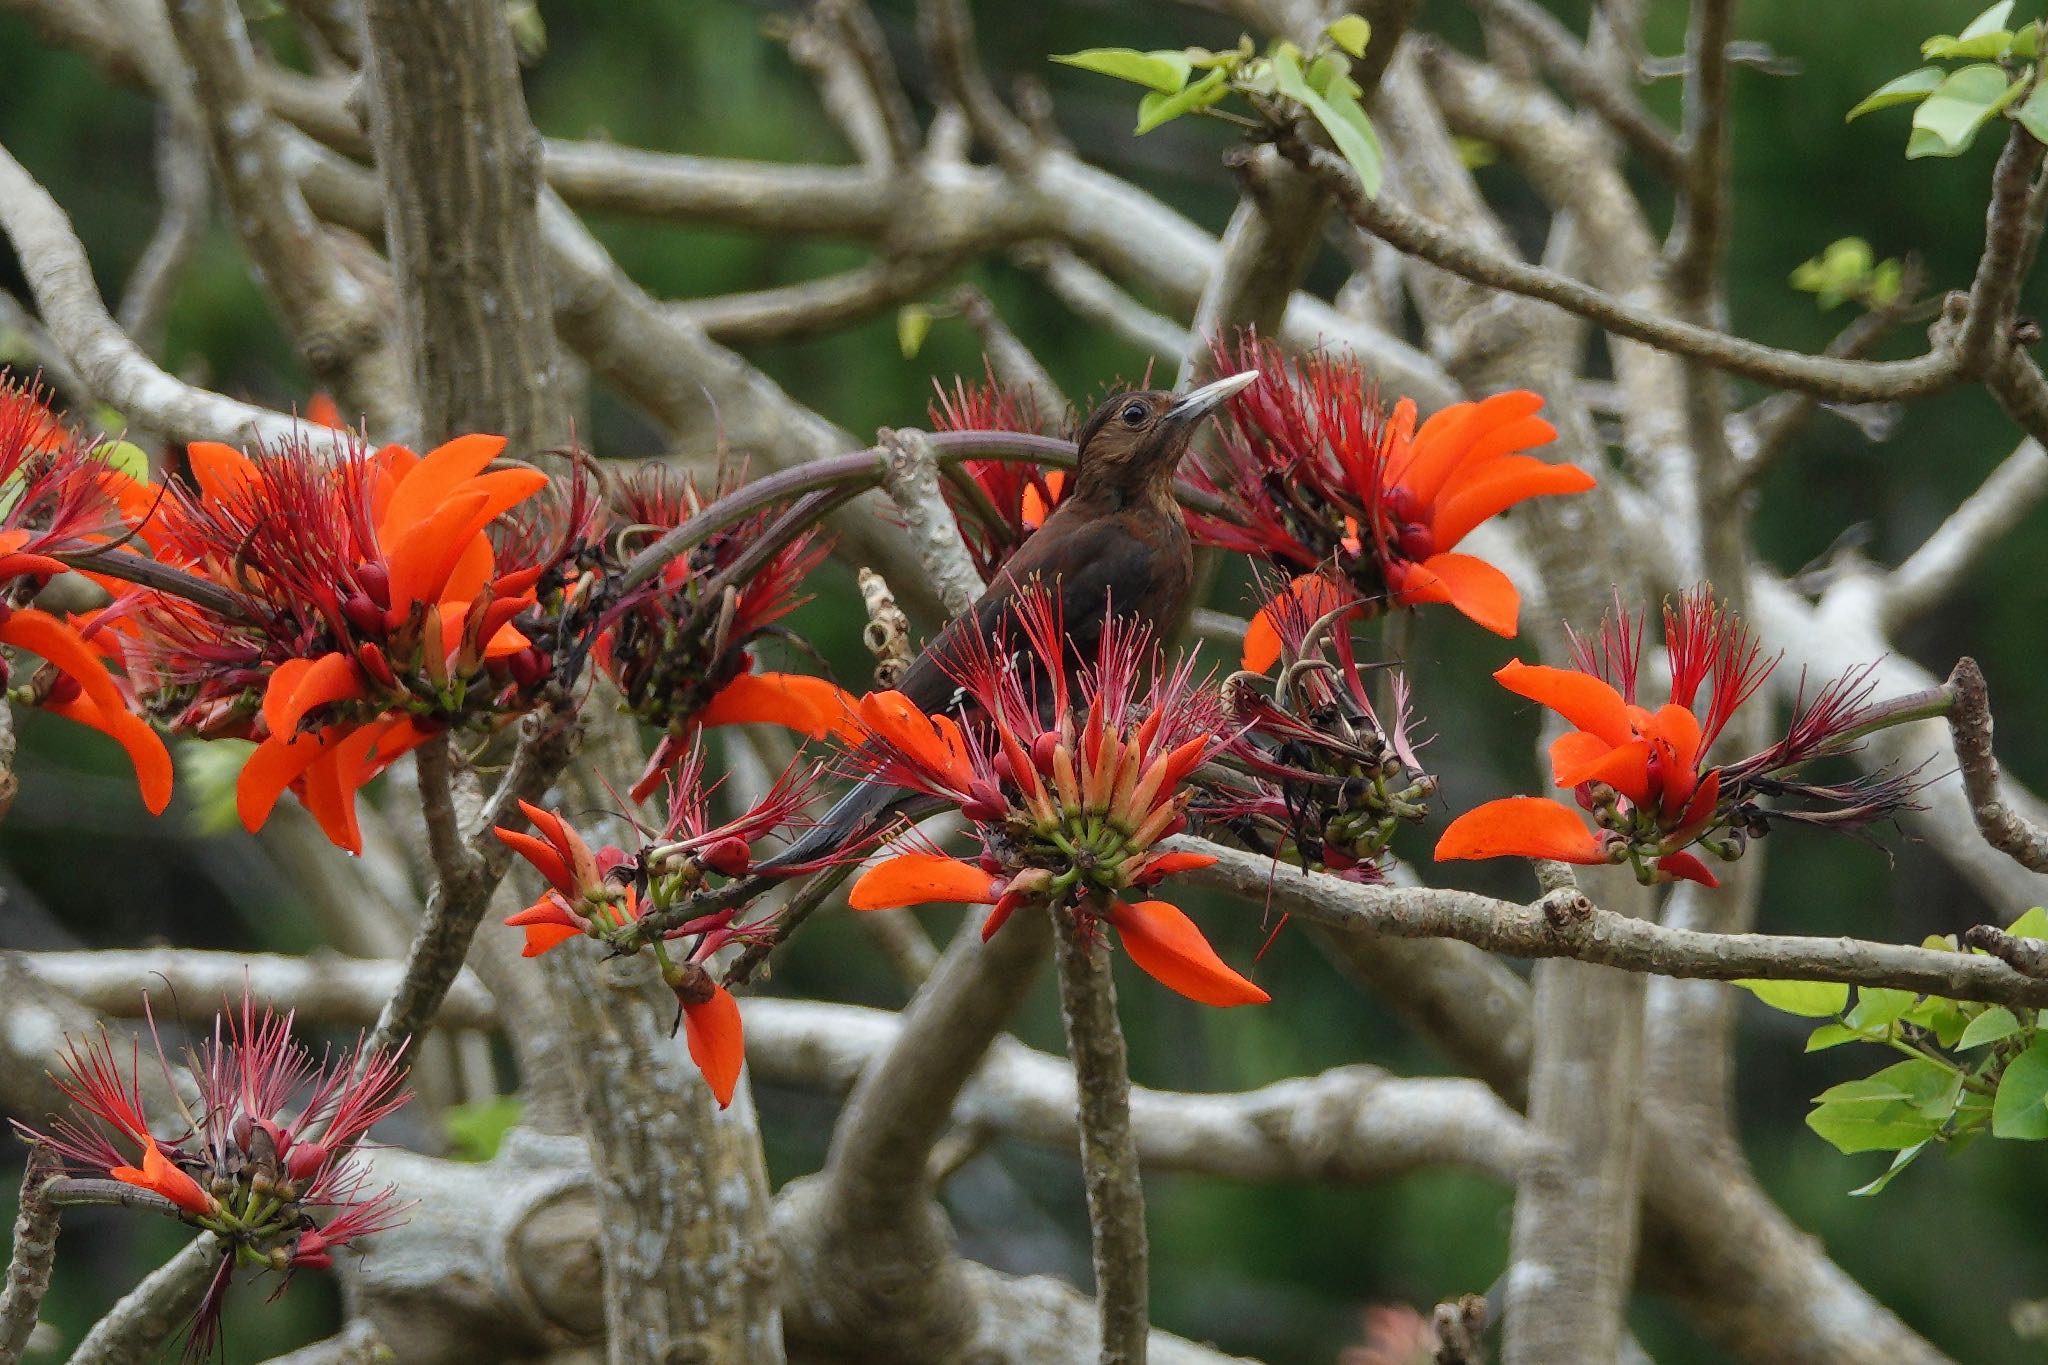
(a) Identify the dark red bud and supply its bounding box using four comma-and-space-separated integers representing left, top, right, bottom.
285, 1140, 329, 1183
978, 850, 1003, 874
1158, 813, 1187, 840
357, 562, 391, 609
357, 642, 397, 688
341, 593, 385, 638
1031, 732, 1059, 775
992, 750, 1016, 785
1395, 523, 1436, 562
700, 837, 750, 877
42, 672, 81, 706
1383, 484, 1422, 524
507, 647, 548, 689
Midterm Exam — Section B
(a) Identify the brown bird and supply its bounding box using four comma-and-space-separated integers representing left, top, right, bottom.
761, 371, 1258, 872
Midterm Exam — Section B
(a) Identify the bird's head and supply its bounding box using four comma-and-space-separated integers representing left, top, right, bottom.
1071, 371, 1260, 502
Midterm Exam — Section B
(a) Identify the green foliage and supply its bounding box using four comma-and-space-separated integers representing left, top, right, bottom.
1742, 908, 2048, 1192
178, 738, 257, 836
896, 304, 933, 359
444, 1095, 524, 1161
1789, 237, 1905, 310
1846, 2, 2043, 157
1052, 18, 1383, 196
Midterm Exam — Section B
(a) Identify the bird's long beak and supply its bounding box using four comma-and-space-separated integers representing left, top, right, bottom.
1165, 369, 1260, 428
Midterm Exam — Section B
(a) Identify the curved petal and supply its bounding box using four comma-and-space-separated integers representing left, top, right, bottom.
848, 853, 999, 909
1395, 554, 1520, 637
514, 920, 583, 958
1548, 730, 1613, 785
1434, 797, 1606, 864
495, 827, 573, 896
1, 608, 173, 812
682, 983, 745, 1108
1553, 737, 1655, 808
858, 690, 973, 788
1108, 898, 1270, 1007
186, 441, 258, 503
111, 1138, 216, 1217
1240, 573, 1355, 673
699, 671, 859, 741
377, 433, 508, 543
383, 488, 490, 615
1655, 850, 1721, 888
263, 651, 363, 739
237, 732, 333, 832
1391, 391, 1546, 505
1643, 703, 1704, 783
1429, 455, 1596, 550
1493, 661, 1633, 746
1241, 602, 1285, 675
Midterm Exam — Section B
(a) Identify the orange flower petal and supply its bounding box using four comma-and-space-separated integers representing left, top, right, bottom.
1139, 850, 1219, 877
1396, 553, 1520, 637
495, 828, 574, 895
858, 690, 973, 786
683, 982, 745, 1108
1392, 391, 1546, 506
1548, 730, 1611, 784
1643, 702, 1704, 781
699, 672, 860, 742
1434, 796, 1606, 864
377, 433, 509, 543
1108, 899, 1270, 1007
1240, 573, 1347, 673
1493, 661, 1634, 747
847, 853, 999, 909
1553, 738, 1654, 808
0, 609, 173, 813
1429, 454, 1595, 551
516, 920, 583, 957
237, 732, 333, 832
383, 488, 491, 615
186, 441, 258, 503
1656, 851, 1721, 888
263, 651, 363, 739
111, 1138, 215, 1217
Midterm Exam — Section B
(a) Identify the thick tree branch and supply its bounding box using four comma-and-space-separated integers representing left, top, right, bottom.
1946, 656, 2048, 873
69, 1237, 226, 1365
13, 949, 496, 1029
0, 1146, 58, 1365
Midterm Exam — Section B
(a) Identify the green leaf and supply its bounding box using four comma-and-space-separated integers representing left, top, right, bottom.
1993, 1039, 2048, 1138
1272, 50, 1384, 197
1960, 1005, 2024, 1048
1906, 995, 1970, 1048
1846, 986, 1921, 1032
1908, 64, 2022, 158
95, 439, 151, 484
1923, 30, 2017, 60
1135, 67, 1230, 134
2015, 79, 2048, 143
1050, 47, 1192, 94
1846, 67, 1945, 122
1848, 1140, 1929, 1196
445, 1095, 523, 1162
1808, 1059, 1957, 1153
2007, 906, 2048, 940
1327, 14, 1372, 60
1805, 1023, 1869, 1052
1962, 1, 2018, 41
1737, 978, 1849, 1018
2015, 22, 2042, 57
896, 305, 932, 359
1453, 135, 1498, 169
1305, 51, 1351, 97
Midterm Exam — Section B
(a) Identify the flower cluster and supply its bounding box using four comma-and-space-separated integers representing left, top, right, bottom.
927, 371, 1068, 577
596, 464, 854, 801
843, 590, 1267, 1007
0, 376, 172, 810
1184, 336, 1596, 667
103, 431, 577, 852
495, 743, 820, 1106
17, 996, 410, 1354
1436, 589, 1920, 886
1204, 576, 1434, 880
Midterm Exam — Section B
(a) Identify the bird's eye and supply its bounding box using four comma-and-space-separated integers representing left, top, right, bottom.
1119, 401, 1149, 426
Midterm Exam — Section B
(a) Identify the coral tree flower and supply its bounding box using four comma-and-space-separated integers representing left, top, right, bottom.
0, 375, 174, 811
106, 428, 579, 853
494, 750, 816, 1108
843, 589, 1268, 1008
1184, 336, 1596, 669
16, 994, 411, 1356
598, 464, 855, 802
928, 371, 1069, 578
1436, 588, 1919, 886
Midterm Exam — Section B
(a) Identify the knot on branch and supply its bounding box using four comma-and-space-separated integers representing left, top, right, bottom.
1537, 889, 1594, 930
1430, 1292, 1489, 1365
859, 567, 912, 688
1963, 925, 2048, 979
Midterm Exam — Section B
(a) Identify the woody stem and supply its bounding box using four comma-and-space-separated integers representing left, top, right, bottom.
1827, 683, 1956, 748
1052, 895, 1148, 1365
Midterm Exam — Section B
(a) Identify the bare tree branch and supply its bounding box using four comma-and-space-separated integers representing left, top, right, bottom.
13, 949, 496, 1029
1946, 656, 2048, 873
114, 102, 209, 357
69, 1237, 225, 1365
1883, 440, 2048, 630
0, 1146, 58, 1365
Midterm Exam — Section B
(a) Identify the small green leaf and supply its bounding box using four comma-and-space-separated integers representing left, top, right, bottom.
1923, 30, 2017, 60
2014, 79, 2048, 143
95, 439, 152, 484
896, 305, 932, 359
2007, 906, 2048, 940
1846, 67, 1945, 122
1453, 135, 1498, 169
1327, 14, 1372, 60
1993, 1039, 2048, 1138
1305, 51, 1351, 96
1135, 66, 1230, 133
1868, 258, 1905, 308
2014, 22, 2042, 57
1961, 1, 2018, 41
1051, 47, 1192, 94
445, 1095, 524, 1162
1736, 978, 1850, 1018
1846, 985, 1921, 1032
1960, 1005, 2024, 1049
1848, 1140, 1929, 1196
1906, 995, 1970, 1048
1908, 64, 2022, 159
1806, 1098, 1944, 1154
1808, 1058, 1956, 1153
1806, 1022, 1868, 1052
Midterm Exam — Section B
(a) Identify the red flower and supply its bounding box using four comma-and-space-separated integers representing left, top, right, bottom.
0, 374, 173, 810
842, 588, 1265, 1008
598, 464, 856, 802
15, 994, 411, 1354
1436, 588, 1918, 886
111, 429, 571, 852
1185, 337, 1595, 668
928, 370, 1068, 577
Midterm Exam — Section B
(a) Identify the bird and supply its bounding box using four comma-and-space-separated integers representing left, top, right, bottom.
757, 370, 1259, 874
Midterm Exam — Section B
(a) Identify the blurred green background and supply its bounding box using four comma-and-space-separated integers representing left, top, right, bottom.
3, 1, 2047, 1360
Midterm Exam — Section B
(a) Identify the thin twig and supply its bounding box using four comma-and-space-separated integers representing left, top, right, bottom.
1945, 657, 2048, 874
1052, 901, 1148, 1365
0, 1146, 59, 1365
1662, 0, 1737, 306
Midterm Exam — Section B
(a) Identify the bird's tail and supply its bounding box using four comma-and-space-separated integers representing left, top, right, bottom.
751, 779, 903, 876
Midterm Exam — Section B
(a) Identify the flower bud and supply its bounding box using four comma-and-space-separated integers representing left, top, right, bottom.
699, 836, 750, 877
341, 593, 385, 639
356, 562, 391, 610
